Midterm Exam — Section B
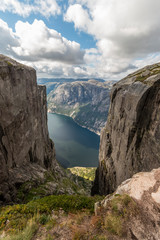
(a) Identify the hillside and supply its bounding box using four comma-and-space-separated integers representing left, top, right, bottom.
68, 167, 96, 181
47, 79, 115, 134
38, 78, 106, 95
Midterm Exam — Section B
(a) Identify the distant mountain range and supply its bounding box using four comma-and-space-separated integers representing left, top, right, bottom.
38, 78, 106, 94
38, 78, 116, 134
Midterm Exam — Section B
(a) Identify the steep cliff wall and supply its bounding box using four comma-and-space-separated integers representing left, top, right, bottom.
92, 63, 160, 195
47, 80, 114, 134
0, 55, 61, 203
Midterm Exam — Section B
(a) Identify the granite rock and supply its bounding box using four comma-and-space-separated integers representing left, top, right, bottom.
0, 55, 61, 203
92, 63, 160, 195
95, 168, 160, 239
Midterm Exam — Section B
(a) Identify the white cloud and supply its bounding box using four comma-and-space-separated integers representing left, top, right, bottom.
64, 4, 91, 31
65, 0, 160, 79
0, 19, 19, 55
0, 0, 61, 17
1, 0, 160, 80
12, 19, 84, 64
0, 18, 86, 78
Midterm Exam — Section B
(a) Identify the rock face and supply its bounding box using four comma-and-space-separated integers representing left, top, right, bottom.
0, 55, 61, 203
92, 63, 160, 195
96, 168, 160, 240
47, 80, 115, 134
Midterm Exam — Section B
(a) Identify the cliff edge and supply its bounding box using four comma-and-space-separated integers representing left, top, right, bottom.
0, 55, 62, 203
92, 63, 160, 195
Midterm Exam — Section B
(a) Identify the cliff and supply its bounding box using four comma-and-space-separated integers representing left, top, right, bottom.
47, 80, 115, 134
0, 54, 61, 203
0, 55, 91, 204
92, 63, 160, 195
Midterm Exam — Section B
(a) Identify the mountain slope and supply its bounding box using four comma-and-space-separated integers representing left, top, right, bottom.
47, 79, 115, 134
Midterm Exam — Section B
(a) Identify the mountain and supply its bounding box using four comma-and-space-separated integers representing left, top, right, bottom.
1, 56, 160, 239
92, 62, 160, 195
38, 77, 106, 95
0, 55, 92, 204
47, 79, 115, 134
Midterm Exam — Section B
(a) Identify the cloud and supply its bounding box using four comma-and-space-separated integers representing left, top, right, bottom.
65, 0, 160, 78
64, 4, 91, 31
12, 19, 84, 64
0, 0, 61, 17
0, 18, 86, 78
0, 19, 19, 55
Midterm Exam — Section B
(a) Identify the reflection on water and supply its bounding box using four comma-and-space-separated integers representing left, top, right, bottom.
48, 113, 100, 168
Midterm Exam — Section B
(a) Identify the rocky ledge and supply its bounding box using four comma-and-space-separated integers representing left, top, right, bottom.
92, 63, 160, 195
95, 168, 160, 239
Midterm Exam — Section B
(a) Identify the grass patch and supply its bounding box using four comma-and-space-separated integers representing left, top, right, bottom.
104, 194, 138, 237
0, 195, 103, 233
68, 167, 96, 181
2, 219, 38, 240
105, 214, 122, 236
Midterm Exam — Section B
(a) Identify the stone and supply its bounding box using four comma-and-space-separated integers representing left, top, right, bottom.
92, 62, 160, 195
0, 54, 61, 203
96, 168, 160, 240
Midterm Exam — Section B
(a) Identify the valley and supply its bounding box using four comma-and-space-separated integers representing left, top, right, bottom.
1, 55, 160, 240
38, 78, 115, 134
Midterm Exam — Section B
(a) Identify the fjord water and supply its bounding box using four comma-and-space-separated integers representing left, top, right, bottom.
48, 113, 100, 168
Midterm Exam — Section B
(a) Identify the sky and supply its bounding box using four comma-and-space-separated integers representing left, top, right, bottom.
0, 0, 160, 80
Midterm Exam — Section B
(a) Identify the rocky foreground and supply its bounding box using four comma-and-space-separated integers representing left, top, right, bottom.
95, 168, 160, 239
1, 169, 160, 240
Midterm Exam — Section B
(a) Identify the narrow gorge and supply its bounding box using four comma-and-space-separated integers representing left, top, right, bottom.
1, 55, 160, 239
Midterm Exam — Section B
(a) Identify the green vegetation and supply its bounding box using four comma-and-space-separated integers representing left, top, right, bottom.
104, 194, 138, 236
16, 169, 92, 203
47, 103, 80, 117
2, 219, 38, 240
0, 193, 139, 239
0, 195, 103, 233
126, 65, 160, 84
6, 61, 13, 67
68, 167, 96, 181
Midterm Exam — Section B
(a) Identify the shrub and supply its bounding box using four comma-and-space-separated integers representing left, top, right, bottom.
0, 195, 103, 232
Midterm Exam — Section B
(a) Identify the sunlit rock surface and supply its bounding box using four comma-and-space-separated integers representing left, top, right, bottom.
95, 168, 160, 240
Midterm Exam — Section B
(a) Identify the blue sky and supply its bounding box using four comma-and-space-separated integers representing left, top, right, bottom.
0, 0, 160, 80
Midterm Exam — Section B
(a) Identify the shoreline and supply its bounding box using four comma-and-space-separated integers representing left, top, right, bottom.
47, 110, 101, 136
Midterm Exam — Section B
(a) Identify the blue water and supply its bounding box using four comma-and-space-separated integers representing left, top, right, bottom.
48, 113, 100, 168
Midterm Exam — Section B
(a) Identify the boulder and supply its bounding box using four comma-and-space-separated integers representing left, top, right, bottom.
95, 168, 160, 240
